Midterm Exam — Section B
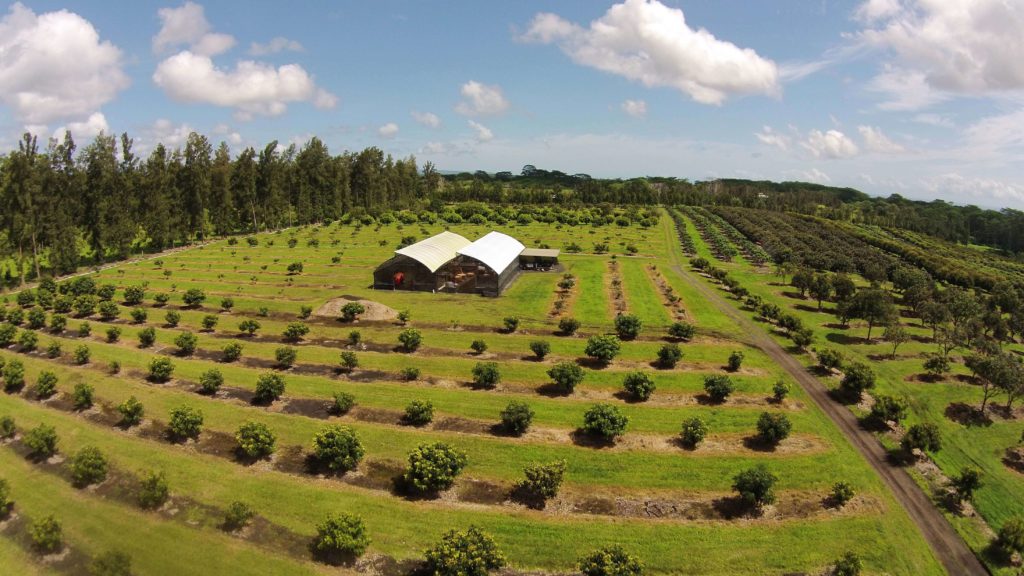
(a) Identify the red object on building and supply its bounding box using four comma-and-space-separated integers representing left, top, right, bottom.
393, 272, 405, 288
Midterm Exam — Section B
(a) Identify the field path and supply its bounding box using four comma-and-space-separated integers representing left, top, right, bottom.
662, 217, 987, 576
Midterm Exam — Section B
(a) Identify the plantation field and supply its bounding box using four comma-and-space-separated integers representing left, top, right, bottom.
673, 208, 1024, 574
0, 214, 945, 575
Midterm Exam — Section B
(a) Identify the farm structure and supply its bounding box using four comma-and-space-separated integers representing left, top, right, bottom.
373, 231, 558, 296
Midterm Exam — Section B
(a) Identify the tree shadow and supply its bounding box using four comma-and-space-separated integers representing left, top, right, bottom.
575, 357, 611, 370
694, 393, 727, 406
825, 333, 863, 346
741, 435, 780, 453
569, 429, 617, 449
535, 383, 573, 397
944, 402, 992, 427
711, 496, 762, 520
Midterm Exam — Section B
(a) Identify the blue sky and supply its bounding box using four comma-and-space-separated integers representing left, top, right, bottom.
1, 0, 1023, 208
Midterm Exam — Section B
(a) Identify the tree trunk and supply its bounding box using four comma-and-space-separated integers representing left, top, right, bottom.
30, 230, 41, 281
17, 242, 25, 287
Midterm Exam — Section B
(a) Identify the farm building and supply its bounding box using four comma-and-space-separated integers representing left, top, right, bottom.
373, 231, 558, 296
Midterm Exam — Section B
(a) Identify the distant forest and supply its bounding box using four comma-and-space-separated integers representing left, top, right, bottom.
1, 130, 1022, 284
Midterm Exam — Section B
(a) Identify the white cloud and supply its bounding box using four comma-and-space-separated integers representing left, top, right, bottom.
754, 126, 790, 150
912, 113, 954, 128
858, 125, 905, 153
790, 168, 832, 183
411, 110, 441, 128
802, 129, 859, 159
249, 37, 303, 56
455, 81, 509, 116
621, 99, 647, 118
866, 66, 947, 111
153, 1, 234, 56
153, 51, 336, 119
855, 0, 1024, 107
211, 123, 242, 146
520, 0, 779, 105
963, 108, 1024, 152
378, 122, 399, 138
468, 120, 494, 142
141, 118, 194, 151
922, 172, 1024, 204
53, 112, 109, 140
0, 3, 128, 125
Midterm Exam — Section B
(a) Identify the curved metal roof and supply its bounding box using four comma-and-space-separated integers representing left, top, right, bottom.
458, 231, 525, 274
394, 231, 471, 273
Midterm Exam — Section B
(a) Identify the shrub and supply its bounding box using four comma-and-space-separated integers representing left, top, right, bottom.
403, 442, 467, 493
34, 371, 58, 399
164, 310, 180, 327
235, 421, 276, 459
221, 342, 243, 362
238, 319, 260, 335
547, 361, 584, 393
223, 501, 255, 532
182, 288, 206, 308
0, 415, 14, 439
0, 478, 11, 515
840, 362, 876, 399
136, 470, 169, 509
97, 284, 117, 301
108, 360, 121, 375
500, 401, 534, 436
397, 309, 410, 324
923, 354, 950, 378
201, 314, 218, 331
168, 406, 203, 440
578, 546, 643, 576
313, 425, 365, 472
104, 326, 121, 343
830, 481, 855, 507
24, 423, 58, 457
772, 379, 790, 402
503, 316, 520, 333
174, 331, 198, 355
198, 369, 223, 394
727, 351, 744, 372
401, 366, 420, 381
622, 371, 655, 401
756, 412, 792, 445
680, 417, 708, 447
470, 339, 488, 354
72, 382, 94, 410
282, 322, 310, 343
6, 309, 23, 326
148, 357, 174, 382
657, 343, 682, 368
117, 396, 144, 427
667, 321, 695, 341
339, 351, 358, 371
98, 301, 120, 321
18, 329, 38, 351
88, 550, 133, 576
584, 335, 620, 364
311, 513, 370, 563
254, 373, 286, 404
331, 392, 355, 415
29, 515, 63, 553
298, 305, 313, 320
582, 404, 628, 441
516, 460, 566, 503
733, 464, 777, 509
614, 314, 642, 340
287, 262, 304, 275
528, 340, 550, 360
69, 446, 108, 487
832, 552, 863, 576
77, 322, 91, 337
220, 298, 234, 312
868, 395, 908, 426
558, 317, 581, 335
424, 526, 505, 576
398, 328, 422, 351
817, 348, 844, 372
123, 285, 146, 305
154, 293, 169, 306
0, 323, 15, 347
275, 346, 297, 368
26, 306, 46, 329
3, 359, 25, 391
951, 467, 982, 504
340, 302, 365, 322
472, 362, 501, 388
404, 400, 434, 425
901, 423, 941, 454
703, 375, 734, 403
49, 313, 67, 333
138, 327, 156, 348
996, 517, 1024, 557
129, 307, 148, 324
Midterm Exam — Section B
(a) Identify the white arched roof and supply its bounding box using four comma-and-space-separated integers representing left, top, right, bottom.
395, 231, 471, 273
458, 231, 525, 274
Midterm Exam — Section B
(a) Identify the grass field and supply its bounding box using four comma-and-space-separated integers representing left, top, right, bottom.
672, 209, 1024, 575
0, 213, 946, 575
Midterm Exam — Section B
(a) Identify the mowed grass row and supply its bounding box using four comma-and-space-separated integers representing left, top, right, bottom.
1, 350, 857, 490
0, 394, 943, 576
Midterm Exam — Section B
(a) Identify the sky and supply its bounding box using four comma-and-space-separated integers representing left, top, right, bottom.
1, 0, 1023, 209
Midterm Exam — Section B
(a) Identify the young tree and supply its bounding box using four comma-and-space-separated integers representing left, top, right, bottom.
403, 442, 468, 493
147, 357, 175, 382
883, 324, 910, 359
727, 350, 744, 372
340, 302, 365, 322
136, 470, 170, 509
72, 382, 95, 410
840, 362, 876, 400
584, 335, 620, 364
830, 482, 855, 507
703, 375, 734, 403
901, 423, 941, 455
235, 421, 276, 460
732, 464, 777, 509
614, 314, 642, 340
657, 343, 683, 368
69, 446, 108, 487
502, 316, 520, 333
117, 396, 144, 427
168, 406, 203, 440
254, 373, 286, 404
832, 552, 863, 576
558, 317, 580, 336
222, 342, 243, 362
500, 401, 534, 436
174, 331, 198, 356
29, 515, 63, 554
312, 425, 364, 472
816, 348, 844, 373
868, 395, 908, 427
182, 288, 206, 308
622, 371, 655, 401
282, 322, 310, 342
424, 526, 506, 576
398, 328, 422, 352
24, 423, 58, 458
339, 351, 358, 372
470, 339, 488, 354
849, 288, 898, 342
951, 467, 982, 506
516, 460, 566, 503
582, 404, 628, 441
223, 501, 255, 532
529, 340, 550, 360
578, 546, 643, 576
808, 273, 833, 310
679, 417, 708, 448
138, 327, 156, 348
668, 321, 695, 341
238, 319, 261, 336
275, 346, 297, 368
311, 513, 370, 564
547, 361, 585, 393
756, 412, 792, 446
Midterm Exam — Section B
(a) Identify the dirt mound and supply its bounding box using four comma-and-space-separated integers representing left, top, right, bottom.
314, 296, 398, 321
1005, 446, 1024, 475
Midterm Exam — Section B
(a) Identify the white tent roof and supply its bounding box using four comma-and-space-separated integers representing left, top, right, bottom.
458, 231, 525, 274
395, 231, 471, 273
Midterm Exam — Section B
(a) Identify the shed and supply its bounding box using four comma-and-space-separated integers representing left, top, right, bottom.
372, 231, 471, 291
454, 231, 526, 296
519, 248, 560, 270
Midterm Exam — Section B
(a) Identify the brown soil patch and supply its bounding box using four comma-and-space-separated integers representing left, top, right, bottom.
646, 264, 687, 321
1004, 446, 1024, 475
314, 296, 397, 321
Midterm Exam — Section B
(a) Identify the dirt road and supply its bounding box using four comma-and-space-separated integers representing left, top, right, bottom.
663, 225, 987, 575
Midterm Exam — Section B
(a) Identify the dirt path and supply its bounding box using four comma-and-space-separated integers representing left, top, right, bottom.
661, 217, 987, 576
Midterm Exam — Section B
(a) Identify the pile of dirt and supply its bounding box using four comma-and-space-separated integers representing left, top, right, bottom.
313, 296, 398, 321
1005, 446, 1024, 475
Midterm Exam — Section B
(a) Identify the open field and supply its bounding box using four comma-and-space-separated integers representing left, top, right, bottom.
0, 212, 951, 574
